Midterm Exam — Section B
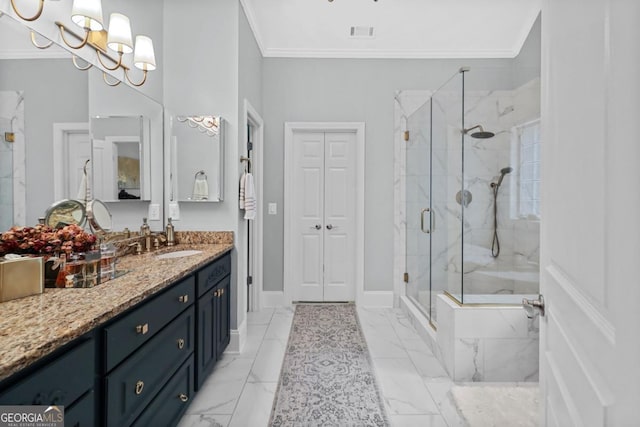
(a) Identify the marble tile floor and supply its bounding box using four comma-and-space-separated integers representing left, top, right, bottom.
177, 306, 536, 427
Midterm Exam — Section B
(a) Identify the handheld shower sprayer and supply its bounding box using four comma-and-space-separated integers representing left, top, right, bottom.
490, 166, 513, 258
493, 166, 513, 188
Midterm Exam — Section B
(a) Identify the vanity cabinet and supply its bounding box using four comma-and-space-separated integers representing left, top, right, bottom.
0, 251, 231, 427
0, 337, 96, 425
195, 253, 231, 389
103, 276, 195, 372
105, 307, 195, 427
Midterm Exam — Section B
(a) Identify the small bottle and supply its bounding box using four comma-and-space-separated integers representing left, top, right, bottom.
166, 217, 175, 246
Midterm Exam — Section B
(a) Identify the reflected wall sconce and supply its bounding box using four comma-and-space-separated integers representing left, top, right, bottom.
13, 0, 155, 87
9, 0, 45, 21
177, 116, 220, 136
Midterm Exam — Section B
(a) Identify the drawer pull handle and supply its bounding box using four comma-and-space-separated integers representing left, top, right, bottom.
178, 294, 189, 303
179, 393, 189, 403
136, 323, 149, 335
220, 288, 224, 296
135, 380, 144, 395
213, 290, 219, 297
177, 338, 185, 349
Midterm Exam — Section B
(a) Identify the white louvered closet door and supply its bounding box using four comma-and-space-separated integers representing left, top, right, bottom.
291, 131, 357, 302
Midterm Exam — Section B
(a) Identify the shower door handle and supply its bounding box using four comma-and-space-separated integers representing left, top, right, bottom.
420, 208, 430, 234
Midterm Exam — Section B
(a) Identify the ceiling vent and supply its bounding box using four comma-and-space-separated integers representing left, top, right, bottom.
350, 26, 374, 39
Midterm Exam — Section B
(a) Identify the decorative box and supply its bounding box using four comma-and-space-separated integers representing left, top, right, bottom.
0, 256, 44, 302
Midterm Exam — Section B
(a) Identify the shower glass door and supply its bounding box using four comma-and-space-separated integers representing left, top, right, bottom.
405, 100, 432, 320
405, 71, 465, 326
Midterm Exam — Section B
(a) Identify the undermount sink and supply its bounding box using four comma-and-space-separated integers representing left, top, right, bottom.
155, 250, 203, 260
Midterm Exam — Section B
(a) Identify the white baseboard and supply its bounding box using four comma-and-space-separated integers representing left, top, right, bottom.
262, 291, 285, 308
361, 291, 394, 308
226, 318, 247, 354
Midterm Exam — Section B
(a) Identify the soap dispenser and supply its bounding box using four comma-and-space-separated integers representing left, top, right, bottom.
140, 217, 151, 251
166, 218, 175, 246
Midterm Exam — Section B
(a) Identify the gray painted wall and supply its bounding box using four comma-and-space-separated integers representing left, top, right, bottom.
260, 18, 541, 293
0, 59, 88, 225
236, 5, 263, 312
262, 58, 516, 292
239, 7, 263, 116
163, 0, 240, 232
513, 14, 542, 88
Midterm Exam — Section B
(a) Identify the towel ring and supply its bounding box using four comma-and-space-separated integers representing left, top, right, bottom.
240, 156, 252, 172
195, 170, 207, 180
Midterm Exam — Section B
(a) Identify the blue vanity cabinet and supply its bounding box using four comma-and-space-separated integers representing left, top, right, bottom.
102, 276, 196, 427
102, 276, 195, 372
131, 358, 195, 427
0, 250, 232, 427
215, 275, 231, 360
195, 253, 231, 389
0, 337, 96, 426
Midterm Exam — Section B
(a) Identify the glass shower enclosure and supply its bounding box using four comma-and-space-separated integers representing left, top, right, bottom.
405, 68, 541, 326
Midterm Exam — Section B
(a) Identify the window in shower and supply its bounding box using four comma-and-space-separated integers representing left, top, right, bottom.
515, 119, 541, 219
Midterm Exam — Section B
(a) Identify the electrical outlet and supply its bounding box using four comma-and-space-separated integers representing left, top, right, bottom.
148, 204, 160, 220
169, 202, 180, 221
268, 203, 277, 215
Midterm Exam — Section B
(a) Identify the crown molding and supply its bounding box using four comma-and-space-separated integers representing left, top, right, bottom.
261, 48, 519, 60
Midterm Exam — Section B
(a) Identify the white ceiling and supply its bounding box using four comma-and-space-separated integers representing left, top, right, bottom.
241, 0, 541, 59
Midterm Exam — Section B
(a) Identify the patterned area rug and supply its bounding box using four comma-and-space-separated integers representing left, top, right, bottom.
269, 304, 388, 427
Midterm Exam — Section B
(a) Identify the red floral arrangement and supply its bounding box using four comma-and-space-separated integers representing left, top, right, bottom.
0, 224, 97, 257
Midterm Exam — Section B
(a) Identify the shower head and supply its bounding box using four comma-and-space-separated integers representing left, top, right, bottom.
462, 125, 495, 139
500, 167, 513, 175
495, 166, 513, 187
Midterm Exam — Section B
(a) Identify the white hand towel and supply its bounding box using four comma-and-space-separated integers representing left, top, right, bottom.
192, 177, 209, 200
76, 173, 88, 202
239, 172, 247, 209
243, 173, 256, 220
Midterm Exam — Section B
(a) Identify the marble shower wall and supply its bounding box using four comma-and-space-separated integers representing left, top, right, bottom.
394, 78, 541, 307
0, 91, 25, 231
461, 78, 541, 296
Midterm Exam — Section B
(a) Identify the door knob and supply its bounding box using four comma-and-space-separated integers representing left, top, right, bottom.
310, 224, 321, 230
522, 295, 545, 318
326, 224, 333, 230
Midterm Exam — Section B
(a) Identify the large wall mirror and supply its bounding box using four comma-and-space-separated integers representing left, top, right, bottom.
0, 12, 163, 228
169, 114, 225, 203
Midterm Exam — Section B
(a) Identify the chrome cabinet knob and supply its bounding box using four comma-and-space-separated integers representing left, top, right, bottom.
326, 224, 333, 230
310, 224, 321, 230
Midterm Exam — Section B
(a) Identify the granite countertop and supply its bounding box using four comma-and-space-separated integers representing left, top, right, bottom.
0, 235, 234, 383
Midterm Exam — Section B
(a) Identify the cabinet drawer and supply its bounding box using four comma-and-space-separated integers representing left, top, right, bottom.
105, 306, 195, 427
0, 338, 94, 407
132, 358, 194, 427
64, 390, 95, 427
196, 254, 231, 297
104, 276, 195, 372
